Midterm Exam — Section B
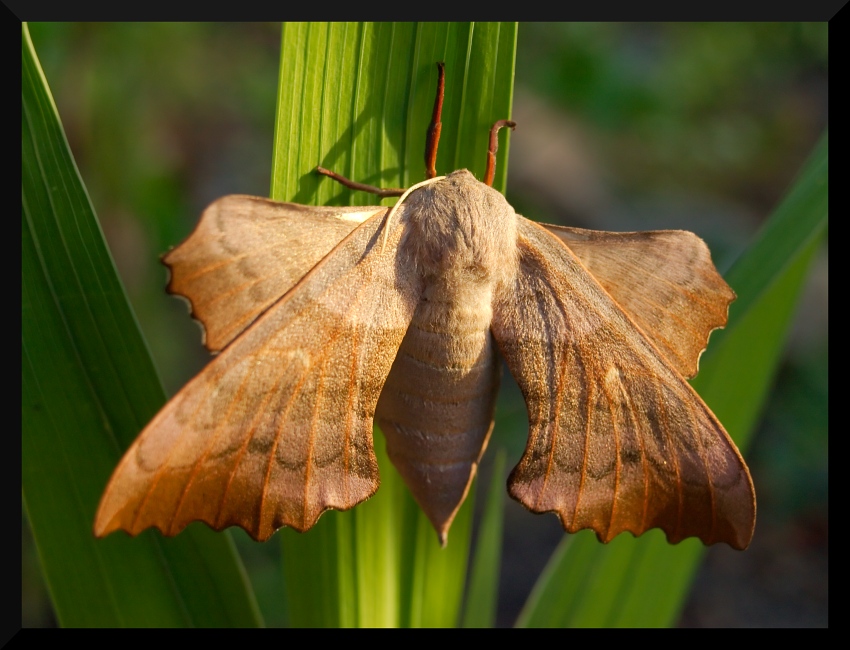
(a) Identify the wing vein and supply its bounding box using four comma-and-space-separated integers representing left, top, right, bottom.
167, 367, 253, 534
258, 367, 310, 536
537, 260, 574, 510
607, 366, 622, 541
127, 363, 229, 533
659, 379, 685, 542
215, 366, 290, 530
572, 348, 592, 530
343, 320, 360, 505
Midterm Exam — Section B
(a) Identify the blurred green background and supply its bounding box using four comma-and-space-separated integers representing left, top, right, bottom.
23, 22, 827, 627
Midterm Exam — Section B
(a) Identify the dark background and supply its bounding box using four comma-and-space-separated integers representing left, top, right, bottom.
23, 22, 827, 628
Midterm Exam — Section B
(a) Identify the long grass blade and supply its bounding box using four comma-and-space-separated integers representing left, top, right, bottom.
22, 23, 261, 628
273, 21, 517, 628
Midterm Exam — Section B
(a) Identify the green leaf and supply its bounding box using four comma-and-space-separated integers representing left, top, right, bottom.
272, 22, 517, 627
22, 23, 262, 628
462, 450, 506, 628
694, 130, 829, 444
517, 131, 828, 628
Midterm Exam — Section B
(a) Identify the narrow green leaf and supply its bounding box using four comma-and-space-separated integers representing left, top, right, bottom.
462, 450, 506, 628
517, 131, 827, 628
22, 23, 261, 628
693, 131, 829, 444
272, 22, 517, 628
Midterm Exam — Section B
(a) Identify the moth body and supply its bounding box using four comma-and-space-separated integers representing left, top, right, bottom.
376, 170, 517, 543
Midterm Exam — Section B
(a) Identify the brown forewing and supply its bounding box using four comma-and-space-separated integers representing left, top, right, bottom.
163, 195, 385, 352
491, 218, 755, 550
95, 210, 420, 542
543, 225, 736, 379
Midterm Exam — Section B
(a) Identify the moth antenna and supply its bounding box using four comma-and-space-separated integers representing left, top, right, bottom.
381, 176, 446, 252
483, 119, 517, 187
425, 62, 446, 179
316, 167, 405, 198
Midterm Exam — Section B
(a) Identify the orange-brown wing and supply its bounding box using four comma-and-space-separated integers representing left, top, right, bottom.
491, 218, 755, 549
163, 194, 386, 352
95, 210, 419, 542
542, 224, 735, 379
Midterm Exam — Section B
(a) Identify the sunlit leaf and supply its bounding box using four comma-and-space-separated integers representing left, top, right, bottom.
273, 22, 517, 628
22, 23, 262, 628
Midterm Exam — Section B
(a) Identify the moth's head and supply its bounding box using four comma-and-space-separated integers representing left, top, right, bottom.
400, 170, 518, 288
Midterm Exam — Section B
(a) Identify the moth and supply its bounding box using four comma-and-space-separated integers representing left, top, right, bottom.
95, 64, 755, 549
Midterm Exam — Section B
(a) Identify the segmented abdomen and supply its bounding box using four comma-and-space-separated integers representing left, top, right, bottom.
375, 284, 500, 539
